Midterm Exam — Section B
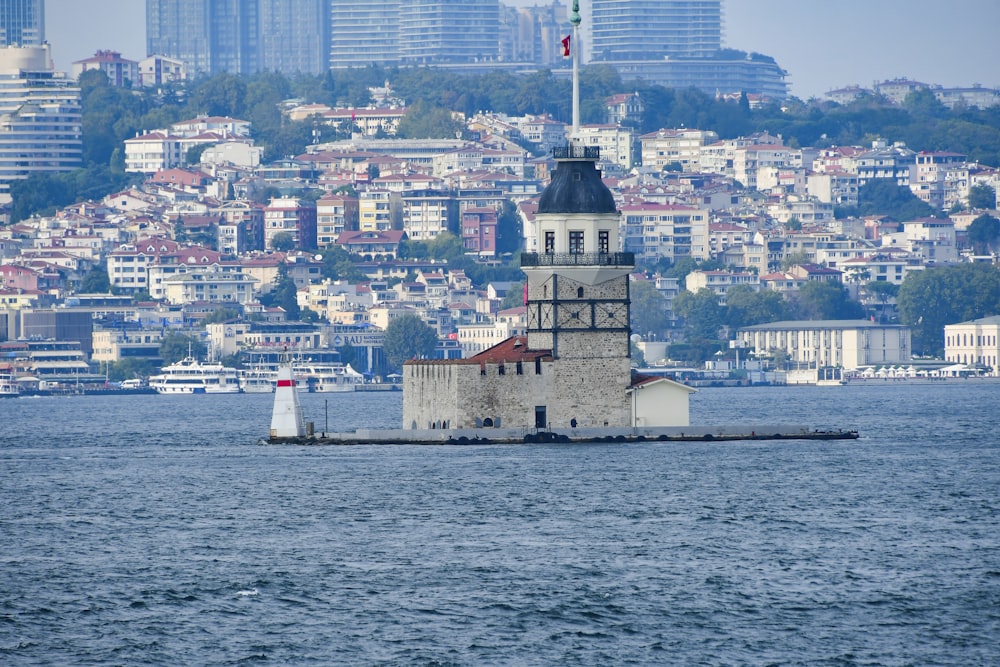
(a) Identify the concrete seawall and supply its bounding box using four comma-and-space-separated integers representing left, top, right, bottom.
268, 424, 859, 445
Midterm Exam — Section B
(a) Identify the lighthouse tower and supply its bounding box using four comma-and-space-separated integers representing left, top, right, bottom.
270, 360, 305, 438
401, 0, 636, 431
519, 0, 635, 427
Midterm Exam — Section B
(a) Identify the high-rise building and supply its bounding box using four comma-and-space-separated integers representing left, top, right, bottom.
329, 0, 500, 69
207, 0, 259, 75
0, 45, 82, 190
500, 2, 568, 66
329, 1, 400, 68
147, 0, 213, 75
576, 0, 786, 97
147, 0, 330, 76
259, 0, 329, 75
398, 0, 499, 66
583, 0, 722, 63
0, 0, 44, 47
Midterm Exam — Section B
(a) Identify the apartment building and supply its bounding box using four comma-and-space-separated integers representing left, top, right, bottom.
0, 45, 82, 188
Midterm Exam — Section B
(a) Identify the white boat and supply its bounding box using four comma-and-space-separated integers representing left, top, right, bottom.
0, 367, 19, 397
239, 367, 276, 393
293, 362, 364, 393
148, 357, 241, 394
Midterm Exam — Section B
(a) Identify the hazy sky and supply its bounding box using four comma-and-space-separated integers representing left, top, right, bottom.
45, 0, 1000, 100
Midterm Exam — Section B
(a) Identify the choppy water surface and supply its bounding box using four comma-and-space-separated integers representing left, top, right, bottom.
2, 385, 999, 665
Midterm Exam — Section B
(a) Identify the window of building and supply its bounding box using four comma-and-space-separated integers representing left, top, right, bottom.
569, 231, 584, 254
599, 230, 609, 254
544, 231, 555, 253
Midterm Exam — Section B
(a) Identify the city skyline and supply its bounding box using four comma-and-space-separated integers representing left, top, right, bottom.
39, 0, 1000, 100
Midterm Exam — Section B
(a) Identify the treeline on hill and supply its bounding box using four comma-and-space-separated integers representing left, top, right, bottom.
8, 64, 1000, 223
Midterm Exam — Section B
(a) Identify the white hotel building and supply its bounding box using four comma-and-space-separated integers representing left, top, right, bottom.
945, 316, 1000, 375
738, 320, 911, 371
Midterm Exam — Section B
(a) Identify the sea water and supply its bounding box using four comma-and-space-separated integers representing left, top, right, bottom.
1, 384, 998, 665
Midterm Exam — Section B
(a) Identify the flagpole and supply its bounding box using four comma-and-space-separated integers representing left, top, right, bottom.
571, 0, 580, 140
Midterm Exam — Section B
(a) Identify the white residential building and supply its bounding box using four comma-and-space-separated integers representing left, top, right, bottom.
807, 171, 859, 207
574, 124, 636, 170
738, 320, 911, 371
685, 269, 759, 303
639, 128, 718, 171
124, 131, 184, 173
620, 203, 710, 265
0, 45, 82, 188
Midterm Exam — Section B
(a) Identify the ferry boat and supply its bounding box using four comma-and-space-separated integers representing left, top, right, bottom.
293, 362, 364, 393
148, 357, 241, 394
0, 367, 19, 397
239, 367, 277, 393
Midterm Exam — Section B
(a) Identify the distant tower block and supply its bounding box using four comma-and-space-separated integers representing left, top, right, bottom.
270, 361, 305, 438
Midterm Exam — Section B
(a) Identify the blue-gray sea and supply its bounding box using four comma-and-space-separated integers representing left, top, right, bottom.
2, 383, 999, 666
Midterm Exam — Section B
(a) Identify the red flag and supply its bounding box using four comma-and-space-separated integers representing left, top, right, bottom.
561, 35, 571, 57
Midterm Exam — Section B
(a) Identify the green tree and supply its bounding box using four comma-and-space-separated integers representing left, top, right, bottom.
780, 251, 813, 271
202, 307, 242, 324
158, 332, 207, 365
270, 231, 297, 251
855, 178, 936, 220
724, 285, 790, 329
862, 280, 900, 323
968, 183, 997, 210
499, 281, 525, 310
496, 200, 523, 254
339, 342, 360, 371
382, 313, 439, 370
396, 99, 466, 139
426, 232, 465, 262
629, 280, 670, 339
262, 263, 301, 320
897, 263, 1000, 356
673, 288, 725, 341
320, 246, 367, 282
107, 358, 159, 382
79, 266, 113, 294
967, 214, 1000, 254
791, 281, 865, 320
218, 354, 244, 369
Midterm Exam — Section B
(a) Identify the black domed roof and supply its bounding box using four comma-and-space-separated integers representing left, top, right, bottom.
537, 157, 617, 214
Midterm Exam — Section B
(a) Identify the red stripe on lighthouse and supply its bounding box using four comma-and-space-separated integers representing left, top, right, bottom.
277, 379, 295, 387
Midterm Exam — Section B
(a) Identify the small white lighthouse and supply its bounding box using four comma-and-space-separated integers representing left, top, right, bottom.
270, 360, 305, 438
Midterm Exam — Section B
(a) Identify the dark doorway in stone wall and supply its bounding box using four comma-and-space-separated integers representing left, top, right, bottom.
535, 406, 546, 429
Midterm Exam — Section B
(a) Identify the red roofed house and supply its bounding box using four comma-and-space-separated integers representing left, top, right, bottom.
335, 230, 406, 260
72, 50, 138, 87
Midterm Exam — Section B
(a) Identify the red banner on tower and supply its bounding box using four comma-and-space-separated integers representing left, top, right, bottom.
561, 35, 571, 57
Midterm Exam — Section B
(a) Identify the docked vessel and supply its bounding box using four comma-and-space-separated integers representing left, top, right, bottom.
148, 357, 241, 394
239, 367, 276, 393
0, 367, 19, 397
293, 362, 364, 393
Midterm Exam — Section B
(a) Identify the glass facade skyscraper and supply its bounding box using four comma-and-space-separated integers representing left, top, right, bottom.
259, 0, 329, 74
0, 0, 44, 47
329, 1, 401, 69
584, 0, 722, 62
146, 0, 328, 76
398, 0, 499, 66
329, 0, 500, 69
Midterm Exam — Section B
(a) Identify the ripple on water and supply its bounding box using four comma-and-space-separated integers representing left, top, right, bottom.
1, 386, 999, 664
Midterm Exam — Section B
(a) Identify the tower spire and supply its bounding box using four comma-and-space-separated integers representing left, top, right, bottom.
570, 0, 581, 140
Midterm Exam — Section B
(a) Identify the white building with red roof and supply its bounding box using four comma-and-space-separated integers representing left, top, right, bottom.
72, 50, 138, 87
